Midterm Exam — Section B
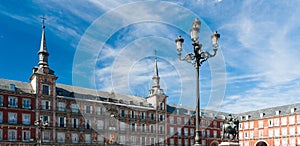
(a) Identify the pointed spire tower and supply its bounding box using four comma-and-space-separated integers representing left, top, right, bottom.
147, 50, 167, 111
30, 16, 57, 94
38, 17, 49, 68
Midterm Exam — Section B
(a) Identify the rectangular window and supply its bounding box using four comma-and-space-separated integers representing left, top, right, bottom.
258, 120, 263, 128
130, 110, 136, 118
85, 119, 91, 129
43, 131, 50, 141
0, 129, 2, 140
170, 127, 174, 135
71, 104, 79, 112
159, 125, 164, 134
274, 118, 279, 126
290, 126, 295, 135
72, 118, 78, 128
268, 119, 273, 127
120, 122, 126, 131
22, 130, 30, 141
184, 118, 188, 125
97, 120, 104, 130
85, 105, 92, 114
244, 132, 248, 139
57, 132, 65, 143
289, 116, 295, 125
297, 115, 300, 123
0, 95, 3, 106
141, 124, 146, 132
85, 134, 91, 143
159, 114, 164, 121
120, 135, 126, 144
274, 128, 280, 137
22, 98, 31, 109
8, 130, 17, 141
0, 112, 2, 123
151, 137, 155, 145
8, 96, 18, 108
250, 131, 254, 139
97, 107, 103, 115
268, 129, 273, 137
150, 113, 155, 120
249, 121, 254, 129
120, 109, 125, 117
42, 100, 51, 110
150, 124, 155, 133
22, 114, 31, 125
170, 138, 174, 145
97, 135, 104, 144
131, 123, 136, 132
244, 122, 248, 129
177, 127, 181, 136
191, 129, 195, 136
140, 111, 146, 119
274, 139, 280, 146
281, 117, 287, 125
131, 136, 136, 144
202, 129, 206, 137
259, 130, 264, 138
206, 130, 210, 137
8, 112, 17, 124
58, 117, 66, 127
177, 117, 182, 125
42, 85, 49, 95
184, 128, 188, 136
170, 116, 174, 124
58, 102, 66, 111
282, 128, 287, 136
72, 133, 78, 143
213, 130, 217, 138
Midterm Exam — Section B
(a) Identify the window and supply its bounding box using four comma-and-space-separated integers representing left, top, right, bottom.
42, 100, 51, 110
159, 114, 164, 121
170, 116, 174, 124
120, 135, 125, 144
290, 138, 296, 145
213, 121, 217, 128
141, 124, 146, 132
130, 136, 136, 144
150, 137, 155, 145
213, 130, 217, 138
140, 111, 145, 119
0, 112, 2, 123
72, 133, 78, 143
130, 110, 136, 118
201, 140, 206, 145
97, 135, 104, 144
85, 134, 91, 143
57, 132, 65, 143
141, 136, 146, 145
159, 102, 164, 110
259, 130, 264, 138
244, 122, 248, 129
268, 119, 273, 127
22, 114, 31, 125
131, 123, 136, 132
178, 139, 182, 145
0, 129, 2, 140
274, 128, 280, 137
120, 109, 125, 117
58, 117, 66, 127
97, 106, 103, 115
184, 118, 188, 125
97, 120, 104, 130
42, 115, 50, 126
159, 125, 164, 134
0, 95, 3, 106
85, 105, 92, 114
22, 98, 31, 109
185, 139, 189, 146
297, 115, 300, 123
290, 126, 295, 135
239, 123, 242, 130
150, 113, 155, 120
22, 130, 30, 141
244, 132, 248, 139
8, 130, 17, 141
258, 120, 263, 128
282, 128, 287, 136
170, 127, 174, 135
177, 117, 182, 125
85, 119, 91, 129
250, 131, 254, 139
281, 117, 287, 125
184, 128, 188, 136
282, 138, 287, 145
177, 127, 181, 136
206, 130, 210, 137
8, 96, 18, 108
170, 138, 174, 145
289, 116, 295, 125
274, 118, 279, 126
191, 129, 195, 136
58, 102, 66, 111
8, 112, 17, 124
274, 139, 280, 146
71, 118, 78, 128
249, 121, 254, 129
71, 104, 79, 112
43, 131, 50, 141
150, 125, 155, 133
202, 129, 206, 137
268, 129, 273, 137
42, 85, 49, 95
120, 122, 126, 131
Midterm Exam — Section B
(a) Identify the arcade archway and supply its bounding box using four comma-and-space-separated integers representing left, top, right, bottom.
255, 141, 268, 146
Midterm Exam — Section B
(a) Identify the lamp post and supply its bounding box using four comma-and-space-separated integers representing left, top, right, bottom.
34, 116, 48, 146
175, 18, 220, 146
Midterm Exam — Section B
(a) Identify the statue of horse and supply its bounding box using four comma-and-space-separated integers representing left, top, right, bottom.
221, 115, 239, 141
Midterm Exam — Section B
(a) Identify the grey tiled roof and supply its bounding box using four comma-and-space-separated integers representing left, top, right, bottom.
237, 103, 300, 121
0, 78, 34, 94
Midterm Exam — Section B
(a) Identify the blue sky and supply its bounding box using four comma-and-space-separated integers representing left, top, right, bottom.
1, 0, 300, 114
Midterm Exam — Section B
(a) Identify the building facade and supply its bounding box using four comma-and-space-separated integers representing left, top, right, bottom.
238, 103, 300, 146
0, 23, 225, 145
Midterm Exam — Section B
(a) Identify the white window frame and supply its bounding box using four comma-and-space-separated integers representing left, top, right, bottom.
22, 98, 31, 109
58, 102, 66, 111
22, 113, 31, 125
58, 117, 66, 127
57, 132, 65, 143
97, 120, 104, 130
8, 112, 17, 124
42, 100, 51, 110
0, 95, 3, 106
8, 129, 17, 141
71, 133, 78, 143
22, 130, 30, 141
8, 96, 18, 108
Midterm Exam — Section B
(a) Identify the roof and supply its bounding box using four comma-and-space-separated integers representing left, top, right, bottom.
0, 78, 34, 94
237, 103, 300, 121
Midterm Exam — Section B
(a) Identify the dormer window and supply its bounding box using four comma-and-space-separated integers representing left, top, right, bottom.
291, 108, 296, 113
260, 113, 265, 118
276, 110, 281, 116
9, 84, 15, 91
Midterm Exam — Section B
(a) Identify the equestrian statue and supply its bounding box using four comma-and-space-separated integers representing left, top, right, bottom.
221, 114, 239, 141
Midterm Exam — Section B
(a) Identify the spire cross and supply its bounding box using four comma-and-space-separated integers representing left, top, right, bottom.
40, 16, 47, 27
154, 49, 157, 60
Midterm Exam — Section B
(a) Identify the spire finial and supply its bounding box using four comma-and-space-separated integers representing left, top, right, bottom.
40, 16, 46, 28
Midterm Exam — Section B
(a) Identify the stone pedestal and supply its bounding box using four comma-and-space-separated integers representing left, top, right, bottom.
219, 142, 240, 146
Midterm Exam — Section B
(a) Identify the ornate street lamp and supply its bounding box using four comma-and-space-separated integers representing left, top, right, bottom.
34, 116, 49, 146
175, 18, 220, 146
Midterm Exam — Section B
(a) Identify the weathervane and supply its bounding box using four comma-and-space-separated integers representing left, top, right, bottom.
40, 16, 47, 28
